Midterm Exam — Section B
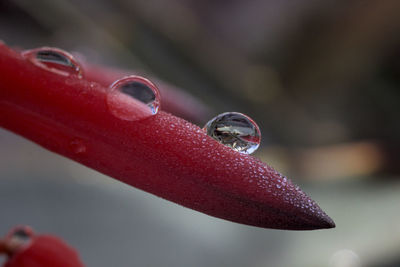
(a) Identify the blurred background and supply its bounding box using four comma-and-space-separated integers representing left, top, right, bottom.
1, 0, 400, 266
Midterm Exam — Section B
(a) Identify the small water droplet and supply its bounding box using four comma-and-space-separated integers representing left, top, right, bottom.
11, 227, 33, 241
6, 226, 34, 251
106, 76, 161, 121
203, 112, 261, 154
22, 47, 83, 78
69, 138, 86, 154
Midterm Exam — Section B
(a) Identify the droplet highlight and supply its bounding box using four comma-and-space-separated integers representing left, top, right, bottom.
69, 138, 86, 154
106, 76, 161, 121
203, 112, 261, 154
22, 47, 83, 78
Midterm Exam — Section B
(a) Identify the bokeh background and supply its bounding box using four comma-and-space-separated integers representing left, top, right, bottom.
1, 0, 400, 266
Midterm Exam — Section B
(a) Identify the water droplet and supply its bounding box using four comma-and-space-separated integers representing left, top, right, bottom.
6, 226, 34, 251
203, 112, 261, 154
106, 76, 161, 121
11, 227, 32, 242
69, 138, 86, 154
22, 47, 83, 78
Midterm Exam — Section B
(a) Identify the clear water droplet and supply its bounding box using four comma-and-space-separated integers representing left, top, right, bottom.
22, 47, 83, 78
11, 227, 32, 243
203, 112, 261, 154
5, 226, 34, 252
106, 76, 161, 121
69, 138, 86, 154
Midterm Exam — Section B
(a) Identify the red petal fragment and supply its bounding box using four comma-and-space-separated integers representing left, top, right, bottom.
0, 43, 334, 230
3, 235, 84, 267
1, 226, 84, 267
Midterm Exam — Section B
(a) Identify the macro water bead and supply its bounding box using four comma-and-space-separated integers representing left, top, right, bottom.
9, 227, 33, 243
203, 112, 261, 154
22, 47, 83, 78
2, 226, 34, 254
106, 76, 161, 121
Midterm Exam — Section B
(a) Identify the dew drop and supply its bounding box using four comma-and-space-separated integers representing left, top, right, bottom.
106, 76, 161, 121
69, 138, 86, 154
203, 112, 261, 154
6, 226, 34, 251
10, 227, 33, 243
22, 47, 83, 78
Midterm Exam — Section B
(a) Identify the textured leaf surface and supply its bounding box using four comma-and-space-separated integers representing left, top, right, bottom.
0, 43, 334, 230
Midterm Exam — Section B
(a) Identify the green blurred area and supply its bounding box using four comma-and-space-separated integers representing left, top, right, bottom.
0, 0, 400, 266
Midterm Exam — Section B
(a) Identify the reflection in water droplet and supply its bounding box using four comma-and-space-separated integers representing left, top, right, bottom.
69, 138, 86, 154
203, 112, 261, 154
11, 228, 32, 242
22, 47, 83, 78
106, 76, 161, 121
6, 226, 34, 251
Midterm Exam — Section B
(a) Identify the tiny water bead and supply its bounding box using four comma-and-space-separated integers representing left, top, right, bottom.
22, 47, 83, 78
3, 226, 34, 253
69, 138, 86, 154
10, 227, 33, 243
203, 112, 261, 154
106, 76, 161, 121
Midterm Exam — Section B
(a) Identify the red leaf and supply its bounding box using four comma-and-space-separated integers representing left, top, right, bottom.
0, 43, 334, 230
2, 226, 84, 267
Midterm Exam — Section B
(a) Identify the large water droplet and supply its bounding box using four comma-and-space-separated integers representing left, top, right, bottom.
106, 76, 161, 121
203, 112, 261, 154
22, 47, 83, 78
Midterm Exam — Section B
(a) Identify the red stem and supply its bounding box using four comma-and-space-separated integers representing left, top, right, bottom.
0, 43, 334, 230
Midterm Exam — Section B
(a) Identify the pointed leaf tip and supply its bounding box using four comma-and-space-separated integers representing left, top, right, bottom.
0, 43, 335, 230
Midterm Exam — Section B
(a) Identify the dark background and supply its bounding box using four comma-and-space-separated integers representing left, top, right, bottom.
1, 0, 400, 266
